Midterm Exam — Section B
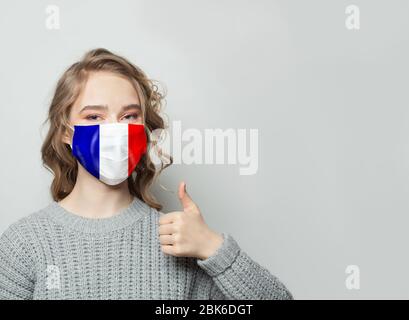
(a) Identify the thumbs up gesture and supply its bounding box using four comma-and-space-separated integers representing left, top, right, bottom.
159, 181, 224, 260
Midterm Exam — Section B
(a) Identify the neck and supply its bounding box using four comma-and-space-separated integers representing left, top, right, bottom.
58, 165, 134, 219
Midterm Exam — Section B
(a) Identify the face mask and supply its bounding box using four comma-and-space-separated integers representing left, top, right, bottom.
70, 123, 147, 185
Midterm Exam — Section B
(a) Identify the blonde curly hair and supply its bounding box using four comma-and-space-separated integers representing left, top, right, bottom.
41, 48, 172, 210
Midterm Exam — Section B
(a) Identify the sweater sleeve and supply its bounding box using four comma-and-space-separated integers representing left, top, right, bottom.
0, 223, 35, 300
196, 232, 293, 300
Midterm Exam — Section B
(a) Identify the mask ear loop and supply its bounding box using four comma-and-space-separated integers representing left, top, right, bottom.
144, 126, 176, 195
67, 124, 76, 150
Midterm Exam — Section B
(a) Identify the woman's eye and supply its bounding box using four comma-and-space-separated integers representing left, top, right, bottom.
123, 113, 139, 120
85, 114, 102, 121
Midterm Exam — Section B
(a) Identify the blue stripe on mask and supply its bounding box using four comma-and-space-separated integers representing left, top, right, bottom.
72, 124, 100, 179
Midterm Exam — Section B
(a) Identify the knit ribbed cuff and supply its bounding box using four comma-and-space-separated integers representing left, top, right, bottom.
197, 232, 241, 277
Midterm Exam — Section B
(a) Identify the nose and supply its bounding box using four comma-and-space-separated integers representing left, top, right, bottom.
105, 114, 120, 124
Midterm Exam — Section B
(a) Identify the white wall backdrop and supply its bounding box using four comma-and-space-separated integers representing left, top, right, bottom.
0, 0, 408, 299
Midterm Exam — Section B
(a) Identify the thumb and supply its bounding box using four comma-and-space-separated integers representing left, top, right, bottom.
178, 181, 197, 212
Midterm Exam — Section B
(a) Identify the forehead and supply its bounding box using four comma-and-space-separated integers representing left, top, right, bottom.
73, 71, 140, 110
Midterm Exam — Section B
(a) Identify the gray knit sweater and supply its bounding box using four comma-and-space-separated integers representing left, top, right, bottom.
0, 197, 293, 300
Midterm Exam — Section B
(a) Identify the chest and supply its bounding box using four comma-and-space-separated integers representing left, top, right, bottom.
31, 228, 203, 299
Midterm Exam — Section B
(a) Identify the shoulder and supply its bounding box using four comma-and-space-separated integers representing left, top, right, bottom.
0, 207, 50, 281
0, 203, 54, 247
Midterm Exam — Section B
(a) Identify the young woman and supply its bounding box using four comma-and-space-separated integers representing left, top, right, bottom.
0, 48, 293, 300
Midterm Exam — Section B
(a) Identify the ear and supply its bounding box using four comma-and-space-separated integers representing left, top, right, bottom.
61, 125, 73, 145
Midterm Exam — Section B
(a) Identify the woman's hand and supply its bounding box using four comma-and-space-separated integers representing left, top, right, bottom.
158, 181, 224, 260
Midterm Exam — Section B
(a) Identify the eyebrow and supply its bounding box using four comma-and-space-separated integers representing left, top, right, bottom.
79, 104, 141, 113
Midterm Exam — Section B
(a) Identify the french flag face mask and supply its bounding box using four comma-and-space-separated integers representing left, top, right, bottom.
69, 123, 147, 185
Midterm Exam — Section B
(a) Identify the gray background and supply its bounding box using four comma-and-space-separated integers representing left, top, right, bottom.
0, 0, 408, 299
